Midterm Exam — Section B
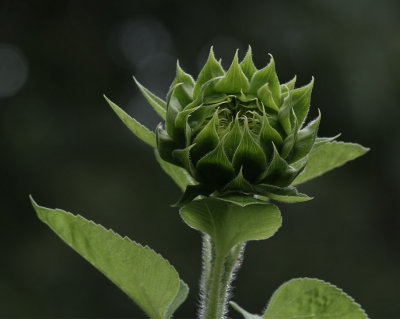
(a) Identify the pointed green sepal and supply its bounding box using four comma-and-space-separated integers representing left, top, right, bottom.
168, 61, 195, 107
193, 47, 225, 99
156, 124, 181, 166
222, 167, 254, 193
216, 193, 267, 207
154, 149, 195, 191
172, 144, 197, 178
104, 95, 156, 148
281, 75, 297, 92
240, 45, 257, 80
191, 112, 220, 164
257, 84, 279, 112
259, 114, 283, 158
214, 50, 250, 93
280, 110, 298, 159
254, 184, 312, 203
196, 142, 235, 187
290, 110, 321, 163
133, 76, 166, 119
291, 77, 314, 127
166, 83, 185, 140
278, 87, 293, 135
173, 184, 214, 207
249, 54, 280, 103
232, 120, 267, 182
223, 116, 243, 160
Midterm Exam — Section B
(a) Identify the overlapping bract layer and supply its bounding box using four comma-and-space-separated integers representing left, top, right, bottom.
156, 47, 320, 205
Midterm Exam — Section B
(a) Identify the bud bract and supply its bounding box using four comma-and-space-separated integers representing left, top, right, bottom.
156, 47, 320, 205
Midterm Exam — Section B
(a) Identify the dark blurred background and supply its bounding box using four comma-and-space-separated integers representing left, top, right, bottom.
1, 0, 399, 318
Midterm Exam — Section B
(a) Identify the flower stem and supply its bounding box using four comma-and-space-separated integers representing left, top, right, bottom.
200, 236, 245, 319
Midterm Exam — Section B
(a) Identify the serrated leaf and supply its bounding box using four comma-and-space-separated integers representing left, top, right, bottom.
180, 197, 281, 256
240, 46, 257, 80
263, 278, 368, 319
291, 77, 314, 127
249, 54, 280, 104
215, 50, 250, 93
105, 95, 156, 148
133, 76, 166, 119
193, 47, 225, 99
31, 197, 188, 319
154, 149, 195, 191
231, 278, 368, 319
292, 141, 369, 186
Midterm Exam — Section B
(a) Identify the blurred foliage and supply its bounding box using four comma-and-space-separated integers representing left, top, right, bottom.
0, 0, 399, 317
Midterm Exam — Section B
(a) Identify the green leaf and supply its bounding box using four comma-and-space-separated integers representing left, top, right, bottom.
263, 278, 368, 319
193, 47, 225, 99
180, 197, 281, 256
31, 197, 188, 319
133, 76, 166, 119
292, 141, 369, 186
104, 95, 156, 148
154, 149, 195, 191
215, 50, 250, 93
291, 77, 314, 127
240, 45, 257, 80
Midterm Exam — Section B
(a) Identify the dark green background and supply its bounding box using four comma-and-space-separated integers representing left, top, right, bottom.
1, 0, 399, 318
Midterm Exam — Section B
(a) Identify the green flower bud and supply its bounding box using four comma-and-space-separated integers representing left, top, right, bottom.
156, 47, 320, 205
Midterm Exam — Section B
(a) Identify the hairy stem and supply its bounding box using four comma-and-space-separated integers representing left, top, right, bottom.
200, 236, 245, 319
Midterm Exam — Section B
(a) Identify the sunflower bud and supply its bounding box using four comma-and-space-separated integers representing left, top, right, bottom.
156, 47, 320, 205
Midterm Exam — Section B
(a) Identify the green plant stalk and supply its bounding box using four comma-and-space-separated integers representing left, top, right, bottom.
201, 236, 244, 319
